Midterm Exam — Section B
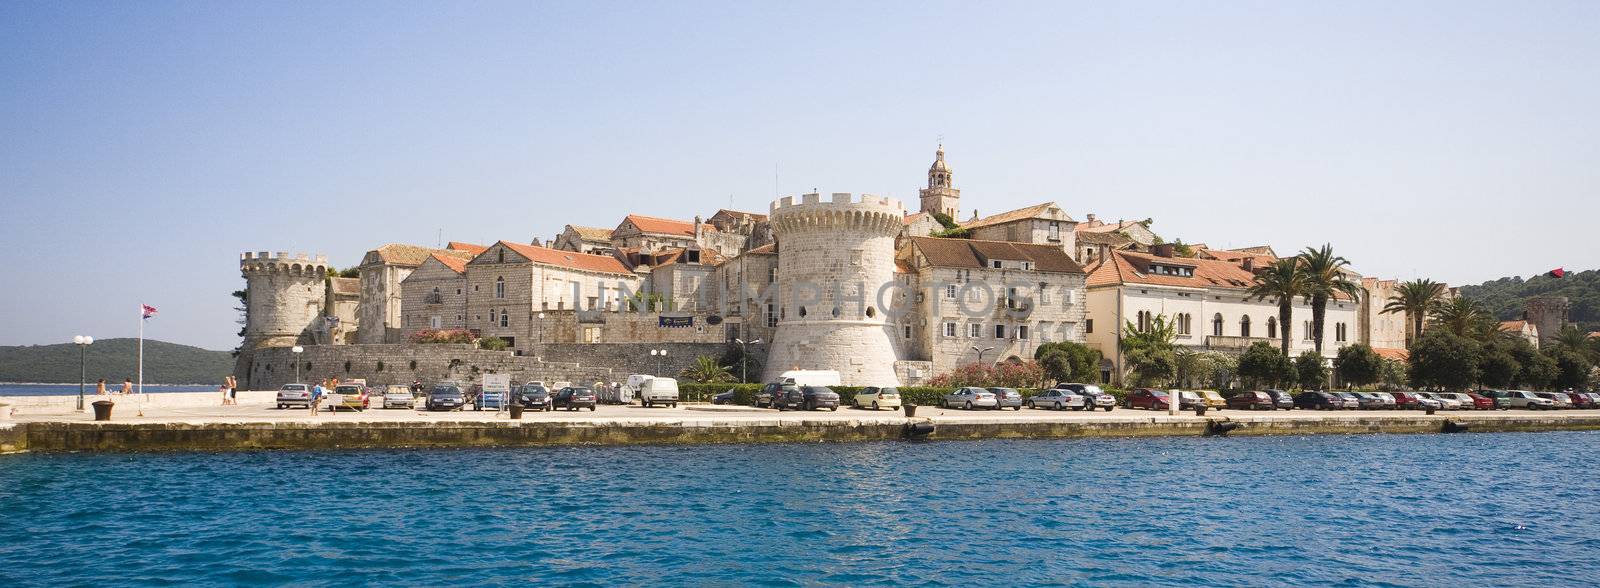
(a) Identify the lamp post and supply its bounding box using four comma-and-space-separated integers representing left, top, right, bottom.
971, 345, 994, 366
735, 338, 761, 383
73, 335, 93, 411
650, 348, 667, 376
292, 345, 304, 383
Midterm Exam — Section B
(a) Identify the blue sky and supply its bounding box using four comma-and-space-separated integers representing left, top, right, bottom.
2, 1, 1596, 350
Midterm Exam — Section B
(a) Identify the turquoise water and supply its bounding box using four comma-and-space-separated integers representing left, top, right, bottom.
1, 432, 1596, 586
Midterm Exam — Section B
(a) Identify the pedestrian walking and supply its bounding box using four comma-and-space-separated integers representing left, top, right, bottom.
226, 375, 238, 405
310, 381, 325, 414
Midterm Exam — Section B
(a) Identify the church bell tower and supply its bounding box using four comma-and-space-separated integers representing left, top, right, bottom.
918, 144, 961, 219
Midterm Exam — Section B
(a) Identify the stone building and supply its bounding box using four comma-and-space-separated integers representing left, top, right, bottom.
918, 145, 961, 218
1075, 230, 1134, 265
898, 236, 1089, 376
314, 277, 361, 345
763, 192, 906, 386
464, 241, 639, 355
1523, 296, 1570, 348
1084, 246, 1360, 385
1077, 214, 1157, 247
1358, 277, 1410, 352
356, 243, 480, 344
961, 202, 1077, 254
399, 252, 472, 339
238, 251, 331, 351
1499, 320, 1541, 348
610, 214, 701, 253
550, 225, 615, 256
707, 242, 779, 346
900, 211, 943, 238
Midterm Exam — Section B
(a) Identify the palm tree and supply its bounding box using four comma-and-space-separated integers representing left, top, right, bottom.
1381, 279, 1446, 346
679, 355, 734, 383
1248, 258, 1308, 356
1297, 244, 1364, 355
1428, 297, 1492, 338
1553, 325, 1592, 356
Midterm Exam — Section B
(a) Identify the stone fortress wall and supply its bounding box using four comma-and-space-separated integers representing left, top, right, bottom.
763, 192, 905, 386
239, 252, 328, 350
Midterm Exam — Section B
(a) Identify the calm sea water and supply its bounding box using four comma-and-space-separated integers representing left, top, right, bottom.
1, 433, 1596, 586
0, 384, 215, 396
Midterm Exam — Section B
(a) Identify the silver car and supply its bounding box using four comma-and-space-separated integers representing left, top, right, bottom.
382, 385, 415, 409
1416, 392, 1462, 410
1058, 383, 1117, 411
1026, 389, 1087, 410
1502, 390, 1553, 409
986, 387, 1025, 411
943, 387, 998, 410
276, 383, 311, 409
1532, 391, 1571, 409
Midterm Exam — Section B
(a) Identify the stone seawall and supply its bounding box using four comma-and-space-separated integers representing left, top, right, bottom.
7, 413, 1600, 453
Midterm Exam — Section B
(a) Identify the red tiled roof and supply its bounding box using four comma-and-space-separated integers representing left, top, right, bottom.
624, 214, 698, 237
1087, 250, 1258, 289
1373, 347, 1409, 361
447, 242, 488, 255
649, 247, 727, 268
431, 252, 469, 275
745, 243, 776, 255
497, 241, 633, 275
1197, 248, 1277, 266
567, 226, 614, 241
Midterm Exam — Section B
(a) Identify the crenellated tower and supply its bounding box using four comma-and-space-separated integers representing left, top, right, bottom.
238, 251, 329, 352
765, 193, 904, 386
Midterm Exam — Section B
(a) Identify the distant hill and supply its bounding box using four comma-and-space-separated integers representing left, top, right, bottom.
1457, 269, 1600, 333
0, 339, 233, 385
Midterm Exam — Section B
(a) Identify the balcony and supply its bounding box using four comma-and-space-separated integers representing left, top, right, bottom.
1205, 335, 1275, 350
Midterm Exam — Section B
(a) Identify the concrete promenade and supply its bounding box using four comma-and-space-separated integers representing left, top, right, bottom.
4, 392, 1600, 453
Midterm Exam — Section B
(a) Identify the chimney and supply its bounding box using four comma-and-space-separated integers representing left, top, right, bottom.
1242, 257, 1255, 272
693, 215, 703, 241
1086, 213, 1096, 225
970, 210, 979, 221
1153, 243, 1175, 258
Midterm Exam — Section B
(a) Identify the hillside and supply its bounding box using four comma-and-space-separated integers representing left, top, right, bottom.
1456, 269, 1600, 333
0, 339, 234, 385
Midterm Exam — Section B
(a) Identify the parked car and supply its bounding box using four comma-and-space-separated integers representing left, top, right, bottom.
1416, 392, 1463, 410
1055, 383, 1116, 411
1126, 388, 1200, 411
1196, 390, 1227, 410
638, 377, 680, 408
381, 385, 414, 409
753, 382, 798, 408
1586, 392, 1600, 407
1332, 392, 1364, 409
1227, 391, 1277, 410
987, 388, 1025, 411
853, 387, 902, 410
1532, 391, 1571, 409
1369, 392, 1399, 409
1476, 389, 1513, 410
321, 384, 369, 412
944, 387, 999, 410
1565, 392, 1595, 409
551, 387, 598, 411
1390, 391, 1425, 410
515, 384, 552, 411
1294, 391, 1342, 410
1347, 392, 1385, 410
1027, 388, 1087, 410
712, 389, 738, 405
1503, 390, 1555, 409
276, 383, 312, 409
1436, 392, 1481, 410
776, 386, 840, 411
1264, 389, 1296, 409
426, 385, 465, 411
1462, 392, 1496, 410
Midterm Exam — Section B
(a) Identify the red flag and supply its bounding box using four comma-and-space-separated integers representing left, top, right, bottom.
1545, 268, 1566, 279
141, 304, 159, 319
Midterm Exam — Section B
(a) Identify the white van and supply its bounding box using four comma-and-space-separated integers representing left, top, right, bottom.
610, 374, 653, 405
640, 377, 680, 408
778, 370, 841, 387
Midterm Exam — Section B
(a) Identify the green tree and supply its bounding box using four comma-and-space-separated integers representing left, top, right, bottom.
477, 336, 510, 351
680, 355, 734, 383
1334, 343, 1382, 388
1552, 325, 1593, 358
1297, 244, 1364, 354
1428, 297, 1493, 339
1547, 349, 1593, 390
1034, 341, 1101, 383
1382, 279, 1446, 346
1508, 341, 1558, 389
1295, 350, 1328, 390
931, 211, 959, 230
1237, 341, 1291, 389
1248, 258, 1309, 356
1477, 346, 1520, 389
1121, 315, 1177, 386
1407, 331, 1481, 391
230, 289, 249, 357
1378, 358, 1408, 390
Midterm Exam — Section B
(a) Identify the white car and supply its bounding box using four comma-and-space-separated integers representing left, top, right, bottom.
1436, 392, 1476, 409
1418, 392, 1462, 410
382, 385, 414, 409
853, 387, 902, 410
1532, 391, 1572, 409
943, 387, 998, 410
1503, 390, 1554, 409
1026, 389, 1087, 410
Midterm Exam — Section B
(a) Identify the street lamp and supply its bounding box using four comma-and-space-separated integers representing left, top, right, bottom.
735, 338, 761, 383
971, 345, 995, 366
292, 345, 305, 383
73, 335, 93, 411
650, 348, 668, 376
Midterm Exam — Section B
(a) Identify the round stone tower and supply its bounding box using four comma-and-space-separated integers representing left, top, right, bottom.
764, 192, 904, 386
1524, 295, 1570, 347
238, 251, 329, 351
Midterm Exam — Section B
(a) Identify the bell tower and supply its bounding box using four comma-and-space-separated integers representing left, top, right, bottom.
918, 144, 961, 219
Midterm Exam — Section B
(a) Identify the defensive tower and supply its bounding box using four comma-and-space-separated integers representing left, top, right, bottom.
764, 193, 904, 386
238, 251, 330, 350
1524, 296, 1570, 347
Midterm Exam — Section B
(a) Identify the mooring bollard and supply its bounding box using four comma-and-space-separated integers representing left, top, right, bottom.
91, 400, 114, 421
903, 404, 917, 418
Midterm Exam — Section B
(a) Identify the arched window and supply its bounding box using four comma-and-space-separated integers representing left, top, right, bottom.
1267, 316, 1277, 339
1212, 313, 1224, 337
1240, 315, 1251, 338
1136, 310, 1151, 332
495, 276, 505, 299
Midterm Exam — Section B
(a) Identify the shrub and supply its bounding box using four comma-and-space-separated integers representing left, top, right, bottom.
408, 329, 474, 344
478, 337, 510, 351
927, 361, 1045, 389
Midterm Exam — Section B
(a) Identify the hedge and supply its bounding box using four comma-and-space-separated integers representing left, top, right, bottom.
675, 383, 1133, 407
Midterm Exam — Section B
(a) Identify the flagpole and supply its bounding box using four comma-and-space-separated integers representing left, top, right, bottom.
138, 304, 145, 396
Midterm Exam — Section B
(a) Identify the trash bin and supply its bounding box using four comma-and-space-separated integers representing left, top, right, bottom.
91, 400, 114, 421
509, 404, 524, 419
903, 404, 917, 418
1195, 405, 1208, 416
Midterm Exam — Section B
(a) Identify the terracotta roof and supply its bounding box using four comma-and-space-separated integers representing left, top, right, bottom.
1076, 231, 1133, 246
648, 247, 727, 268
447, 242, 488, 255
961, 202, 1070, 230
744, 243, 776, 255
1500, 320, 1528, 330
1078, 219, 1145, 234
329, 277, 361, 295
431, 252, 469, 275
367, 243, 475, 267
1235, 245, 1277, 256
567, 226, 614, 241
907, 237, 1085, 274
1197, 248, 1277, 266
1373, 347, 1409, 361
623, 214, 698, 237
1086, 250, 1258, 289
497, 241, 633, 275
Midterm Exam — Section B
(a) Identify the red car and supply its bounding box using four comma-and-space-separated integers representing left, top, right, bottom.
1226, 391, 1277, 410
1464, 392, 1495, 410
1126, 388, 1203, 410
1567, 393, 1595, 409
1390, 392, 1424, 410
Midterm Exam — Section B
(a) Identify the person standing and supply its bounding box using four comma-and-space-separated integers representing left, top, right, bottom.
96, 378, 108, 396
226, 375, 238, 405
309, 381, 325, 415
119, 378, 132, 395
